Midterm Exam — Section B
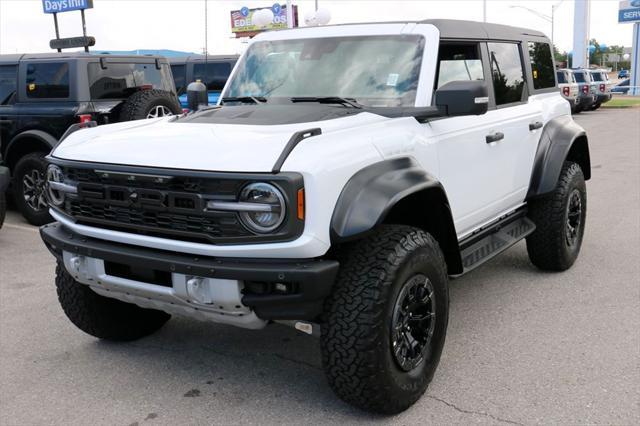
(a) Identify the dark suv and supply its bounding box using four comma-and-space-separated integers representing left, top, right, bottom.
169, 55, 238, 108
0, 52, 181, 225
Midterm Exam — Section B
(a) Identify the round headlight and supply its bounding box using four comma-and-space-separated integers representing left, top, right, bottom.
46, 165, 65, 206
239, 182, 285, 233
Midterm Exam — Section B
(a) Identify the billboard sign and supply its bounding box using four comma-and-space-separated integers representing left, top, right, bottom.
230, 3, 298, 37
42, 0, 93, 14
619, 0, 640, 23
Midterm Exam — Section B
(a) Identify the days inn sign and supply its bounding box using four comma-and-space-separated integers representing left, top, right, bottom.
42, 0, 93, 14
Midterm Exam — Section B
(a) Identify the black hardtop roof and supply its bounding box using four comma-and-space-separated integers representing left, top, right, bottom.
421, 19, 546, 40
0, 51, 169, 64
277, 19, 548, 41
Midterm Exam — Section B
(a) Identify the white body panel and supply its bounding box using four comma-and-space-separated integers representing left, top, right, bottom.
50, 23, 571, 260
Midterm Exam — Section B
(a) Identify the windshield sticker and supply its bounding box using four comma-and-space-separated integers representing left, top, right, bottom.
386, 73, 399, 87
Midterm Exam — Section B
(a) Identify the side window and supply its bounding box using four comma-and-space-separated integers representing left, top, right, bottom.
527, 42, 555, 89
25, 62, 70, 98
193, 62, 232, 91
170, 64, 186, 94
436, 43, 484, 89
487, 42, 525, 105
0, 64, 17, 105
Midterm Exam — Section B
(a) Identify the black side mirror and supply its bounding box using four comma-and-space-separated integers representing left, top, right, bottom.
186, 80, 208, 111
435, 80, 489, 116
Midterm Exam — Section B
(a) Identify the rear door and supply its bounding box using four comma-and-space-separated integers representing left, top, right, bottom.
16, 60, 78, 140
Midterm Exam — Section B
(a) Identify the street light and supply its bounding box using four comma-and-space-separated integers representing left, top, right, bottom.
510, 1, 565, 49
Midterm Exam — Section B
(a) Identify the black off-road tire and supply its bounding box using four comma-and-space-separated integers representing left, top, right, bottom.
0, 191, 6, 229
13, 152, 52, 226
321, 225, 449, 414
119, 89, 182, 122
526, 161, 587, 271
55, 263, 171, 341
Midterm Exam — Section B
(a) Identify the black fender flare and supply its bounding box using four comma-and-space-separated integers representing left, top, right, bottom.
5, 130, 57, 168
527, 115, 590, 199
330, 157, 462, 273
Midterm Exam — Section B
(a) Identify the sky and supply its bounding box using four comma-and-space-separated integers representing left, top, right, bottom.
0, 0, 634, 55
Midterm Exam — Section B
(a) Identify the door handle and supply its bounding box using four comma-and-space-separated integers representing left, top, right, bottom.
529, 121, 543, 131
485, 132, 504, 143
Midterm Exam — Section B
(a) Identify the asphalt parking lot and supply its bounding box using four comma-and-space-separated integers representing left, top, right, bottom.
1, 108, 639, 425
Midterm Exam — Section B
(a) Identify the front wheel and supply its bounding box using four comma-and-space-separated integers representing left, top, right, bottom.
13, 152, 52, 226
56, 263, 171, 341
321, 225, 449, 414
526, 161, 587, 271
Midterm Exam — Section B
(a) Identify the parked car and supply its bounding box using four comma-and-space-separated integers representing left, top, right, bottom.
0, 154, 8, 229
612, 78, 631, 94
618, 69, 629, 79
556, 69, 580, 113
571, 68, 598, 111
40, 20, 589, 414
588, 69, 613, 109
169, 55, 238, 109
0, 52, 182, 225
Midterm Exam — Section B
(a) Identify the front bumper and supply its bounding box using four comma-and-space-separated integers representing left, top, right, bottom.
41, 222, 339, 326
0, 166, 10, 193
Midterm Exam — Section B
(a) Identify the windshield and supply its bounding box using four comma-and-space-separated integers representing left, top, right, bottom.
88, 62, 175, 99
224, 35, 424, 107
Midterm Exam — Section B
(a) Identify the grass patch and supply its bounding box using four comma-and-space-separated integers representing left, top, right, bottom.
603, 98, 640, 108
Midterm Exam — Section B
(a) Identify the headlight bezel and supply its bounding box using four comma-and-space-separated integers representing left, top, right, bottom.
45, 164, 66, 207
238, 182, 287, 234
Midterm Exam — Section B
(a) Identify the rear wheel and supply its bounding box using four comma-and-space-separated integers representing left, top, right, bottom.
321, 225, 449, 414
526, 161, 587, 271
56, 263, 171, 341
13, 152, 52, 226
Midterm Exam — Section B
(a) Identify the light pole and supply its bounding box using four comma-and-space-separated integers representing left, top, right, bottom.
510, 1, 565, 49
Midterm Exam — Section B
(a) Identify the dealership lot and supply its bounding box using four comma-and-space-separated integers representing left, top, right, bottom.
0, 108, 638, 425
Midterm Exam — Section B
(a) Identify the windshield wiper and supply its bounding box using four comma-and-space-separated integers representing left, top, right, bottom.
290, 96, 363, 109
221, 96, 267, 105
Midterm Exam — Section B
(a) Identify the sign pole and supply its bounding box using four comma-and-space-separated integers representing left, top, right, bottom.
286, 0, 293, 29
80, 9, 89, 52
53, 13, 61, 52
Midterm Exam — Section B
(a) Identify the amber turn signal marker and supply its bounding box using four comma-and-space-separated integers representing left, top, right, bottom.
297, 188, 305, 220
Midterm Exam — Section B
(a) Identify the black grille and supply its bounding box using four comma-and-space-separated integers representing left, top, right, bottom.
55, 164, 305, 245
62, 167, 252, 244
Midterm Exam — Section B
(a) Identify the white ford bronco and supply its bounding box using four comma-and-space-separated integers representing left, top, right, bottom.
40, 20, 590, 413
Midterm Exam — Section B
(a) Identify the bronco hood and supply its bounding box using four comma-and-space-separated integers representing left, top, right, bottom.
52, 106, 392, 172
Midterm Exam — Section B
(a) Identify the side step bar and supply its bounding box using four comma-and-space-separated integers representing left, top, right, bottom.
457, 214, 536, 274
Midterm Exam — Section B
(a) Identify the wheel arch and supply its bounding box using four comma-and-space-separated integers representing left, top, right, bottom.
527, 115, 591, 199
5, 130, 56, 171
330, 157, 463, 275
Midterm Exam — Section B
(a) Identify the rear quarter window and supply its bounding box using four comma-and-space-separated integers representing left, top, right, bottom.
25, 62, 70, 98
527, 42, 555, 89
